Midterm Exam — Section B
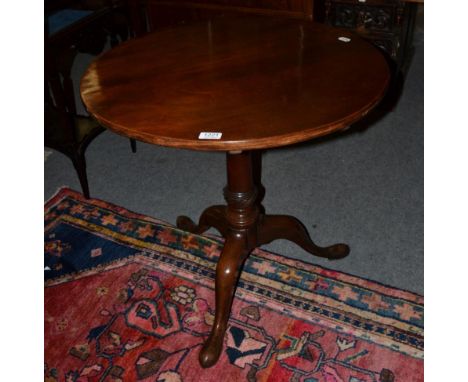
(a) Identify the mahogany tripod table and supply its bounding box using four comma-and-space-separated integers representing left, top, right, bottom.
81, 16, 390, 368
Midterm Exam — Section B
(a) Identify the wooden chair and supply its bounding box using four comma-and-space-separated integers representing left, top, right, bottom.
45, 3, 136, 198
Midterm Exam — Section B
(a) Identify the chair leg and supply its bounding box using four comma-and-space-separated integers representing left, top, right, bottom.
71, 153, 90, 199
130, 138, 137, 153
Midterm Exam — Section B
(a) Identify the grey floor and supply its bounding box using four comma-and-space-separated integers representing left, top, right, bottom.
45, 22, 423, 295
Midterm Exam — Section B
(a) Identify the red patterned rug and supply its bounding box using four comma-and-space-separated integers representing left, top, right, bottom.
44, 188, 423, 382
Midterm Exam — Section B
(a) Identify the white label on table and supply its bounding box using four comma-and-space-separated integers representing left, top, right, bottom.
198, 132, 222, 140
338, 37, 351, 43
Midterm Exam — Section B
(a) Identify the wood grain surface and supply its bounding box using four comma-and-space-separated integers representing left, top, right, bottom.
80, 16, 390, 151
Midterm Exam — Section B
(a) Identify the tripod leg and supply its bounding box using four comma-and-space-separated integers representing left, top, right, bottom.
199, 235, 249, 368
258, 214, 349, 260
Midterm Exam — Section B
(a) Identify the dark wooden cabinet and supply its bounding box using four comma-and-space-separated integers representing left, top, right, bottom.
127, 0, 314, 34
146, 0, 314, 21
315, 0, 418, 74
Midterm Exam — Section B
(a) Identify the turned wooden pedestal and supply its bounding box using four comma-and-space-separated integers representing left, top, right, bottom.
177, 151, 349, 367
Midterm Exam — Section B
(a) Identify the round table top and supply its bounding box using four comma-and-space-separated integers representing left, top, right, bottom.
80, 16, 390, 151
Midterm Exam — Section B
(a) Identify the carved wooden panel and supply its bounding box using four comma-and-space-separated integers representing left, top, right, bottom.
320, 0, 418, 74
333, 3, 395, 31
